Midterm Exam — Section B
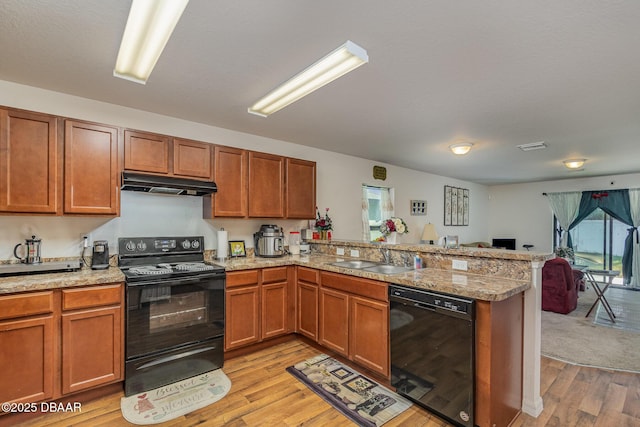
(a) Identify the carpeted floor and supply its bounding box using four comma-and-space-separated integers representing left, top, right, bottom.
541, 286, 640, 372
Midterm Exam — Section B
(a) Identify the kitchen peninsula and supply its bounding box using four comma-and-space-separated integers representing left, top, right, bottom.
217, 240, 552, 427
0, 241, 551, 427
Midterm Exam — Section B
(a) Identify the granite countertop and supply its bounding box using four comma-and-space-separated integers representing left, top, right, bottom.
0, 267, 125, 295
0, 254, 529, 301
215, 254, 529, 301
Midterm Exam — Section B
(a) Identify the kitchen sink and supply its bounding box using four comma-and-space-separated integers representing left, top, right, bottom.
330, 260, 380, 269
362, 264, 414, 275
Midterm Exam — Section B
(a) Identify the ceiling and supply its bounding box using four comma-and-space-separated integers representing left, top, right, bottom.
2, 1, 640, 185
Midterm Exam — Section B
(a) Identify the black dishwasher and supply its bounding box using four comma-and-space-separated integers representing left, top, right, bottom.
389, 285, 475, 427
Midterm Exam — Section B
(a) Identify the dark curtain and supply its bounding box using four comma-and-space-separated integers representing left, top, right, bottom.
569, 189, 633, 281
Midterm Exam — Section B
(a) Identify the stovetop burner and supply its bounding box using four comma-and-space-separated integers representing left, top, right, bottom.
127, 265, 174, 276
125, 262, 218, 277
174, 262, 217, 272
118, 236, 225, 284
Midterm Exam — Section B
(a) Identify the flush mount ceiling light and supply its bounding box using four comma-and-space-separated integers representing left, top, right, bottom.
563, 159, 586, 169
248, 40, 369, 117
449, 142, 474, 155
517, 141, 547, 151
113, 0, 189, 84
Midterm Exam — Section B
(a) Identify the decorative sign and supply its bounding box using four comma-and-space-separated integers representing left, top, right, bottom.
410, 200, 427, 216
444, 185, 469, 226
372, 165, 387, 180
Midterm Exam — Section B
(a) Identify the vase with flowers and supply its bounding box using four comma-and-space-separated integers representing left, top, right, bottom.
380, 217, 409, 243
315, 207, 333, 240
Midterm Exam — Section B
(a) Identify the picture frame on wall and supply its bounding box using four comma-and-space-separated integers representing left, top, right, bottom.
229, 240, 246, 257
444, 186, 452, 226
444, 185, 469, 226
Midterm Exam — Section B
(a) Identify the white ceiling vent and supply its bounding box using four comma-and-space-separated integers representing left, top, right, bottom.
517, 141, 547, 151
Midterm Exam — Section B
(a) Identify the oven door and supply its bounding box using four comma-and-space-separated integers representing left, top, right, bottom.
126, 273, 225, 360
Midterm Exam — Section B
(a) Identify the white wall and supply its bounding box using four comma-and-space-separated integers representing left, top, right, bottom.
0, 80, 490, 259
488, 173, 640, 252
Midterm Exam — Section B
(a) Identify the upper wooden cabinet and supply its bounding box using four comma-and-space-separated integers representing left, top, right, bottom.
205, 145, 248, 218
205, 147, 316, 219
64, 120, 119, 215
123, 130, 212, 180
173, 138, 212, 179
124, 129, 170, 174
0, 109, 62, 214
285, 158, 316, 219
248, 151, 285, 218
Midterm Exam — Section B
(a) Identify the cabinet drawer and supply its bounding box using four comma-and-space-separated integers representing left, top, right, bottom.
262, 266, 288, 284
0, 291, 54, 320
226, 269, 259, 288
297, 266, 320, 284
62, 284, 122, 311
320, 272, 388, 302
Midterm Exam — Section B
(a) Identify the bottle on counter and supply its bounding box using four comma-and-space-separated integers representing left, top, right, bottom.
414, 253, 423, 269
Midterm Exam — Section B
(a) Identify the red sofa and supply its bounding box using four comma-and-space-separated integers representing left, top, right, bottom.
542, 257, 581, 314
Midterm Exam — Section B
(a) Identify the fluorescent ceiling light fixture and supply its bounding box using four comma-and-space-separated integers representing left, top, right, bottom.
517, 141, 547, 151
248, 40, 369, 117
113, 0, 189, 84
563, 159, 586, 169
449, 142, 474, 155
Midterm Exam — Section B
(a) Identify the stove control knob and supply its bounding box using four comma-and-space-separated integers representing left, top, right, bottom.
125, 240, 136, 252
191, 239, 200, 249
137, 241, 147, 251
181, 239, 191, 249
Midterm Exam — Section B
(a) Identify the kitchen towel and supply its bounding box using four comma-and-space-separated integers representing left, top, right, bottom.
216, 229, 228, 260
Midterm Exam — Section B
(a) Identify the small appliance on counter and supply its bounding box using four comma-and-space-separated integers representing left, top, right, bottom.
301, 229, 315, 241
13, 235, 42, 264
254, 224, 285, 258
91, 240, 110, 270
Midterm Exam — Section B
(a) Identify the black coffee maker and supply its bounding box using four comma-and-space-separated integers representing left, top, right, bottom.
91, 240, 110, 270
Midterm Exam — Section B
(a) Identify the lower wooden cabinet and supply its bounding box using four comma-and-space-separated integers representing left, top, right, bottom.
225, 267, 291, 351
225, 283, 260, 350
0, 314, 55, 403
349, 296, 389, 376
296, 267, 320, 341
261, 268, 289, 339
0, 284, 124, 405
319, 287, 349, 355
319, 271, 390, 377
61, 305, 122, 394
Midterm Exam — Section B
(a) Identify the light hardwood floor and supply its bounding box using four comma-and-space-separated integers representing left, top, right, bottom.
15, 339, 640, 426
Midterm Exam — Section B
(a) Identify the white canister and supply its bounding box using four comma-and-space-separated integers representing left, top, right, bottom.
289, 231, 300, 255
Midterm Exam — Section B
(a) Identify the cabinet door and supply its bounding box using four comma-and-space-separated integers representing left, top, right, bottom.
350, 296, 389, 377
261, 281, 287, 339
0, 316, 55, 403
297, 282, 318, 341
225, 285, 260, 350
61, 306, 122, 394
64, 120, 119, 215
124, 129, 170, 174
285, 158, 316, 219
0, 109, 61, 214
248, 151, 284, 217
207, 145, 248, 217
319, 287, 349, 357
173, 138, 212, 180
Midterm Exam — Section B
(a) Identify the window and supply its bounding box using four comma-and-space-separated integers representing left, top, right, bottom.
362, 185, 393, 242
555, 209, 626, 284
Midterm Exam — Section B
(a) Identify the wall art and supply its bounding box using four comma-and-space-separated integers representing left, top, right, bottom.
444, 185, 469, 226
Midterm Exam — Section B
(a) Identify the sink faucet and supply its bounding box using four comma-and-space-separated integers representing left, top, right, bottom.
400, 253, 412, 267
380, 247, 391, 264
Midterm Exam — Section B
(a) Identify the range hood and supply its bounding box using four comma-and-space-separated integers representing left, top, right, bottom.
121, 172, 217, 196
